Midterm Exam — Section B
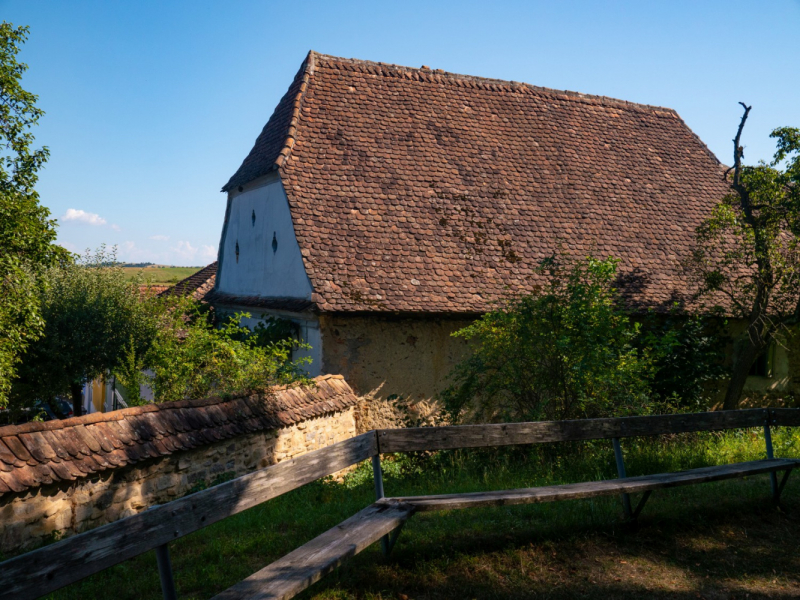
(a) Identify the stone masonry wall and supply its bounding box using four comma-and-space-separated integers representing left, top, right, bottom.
0, 408, 356, 554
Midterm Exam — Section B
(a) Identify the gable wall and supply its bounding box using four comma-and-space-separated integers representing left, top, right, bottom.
216, 175, 312, 299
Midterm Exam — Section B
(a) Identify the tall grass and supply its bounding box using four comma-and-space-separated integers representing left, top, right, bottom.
47, 427, 800, 600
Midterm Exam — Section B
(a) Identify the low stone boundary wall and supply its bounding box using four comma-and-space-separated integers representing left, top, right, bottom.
0, 375, 357, 554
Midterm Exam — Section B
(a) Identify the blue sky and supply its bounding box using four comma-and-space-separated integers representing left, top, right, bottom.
3, 0, 799, 266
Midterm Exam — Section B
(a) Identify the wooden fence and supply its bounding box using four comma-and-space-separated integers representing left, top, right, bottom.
1, 408, 798, 600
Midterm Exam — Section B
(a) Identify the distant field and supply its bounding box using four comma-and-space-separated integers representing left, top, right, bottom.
121, 266, 201, 284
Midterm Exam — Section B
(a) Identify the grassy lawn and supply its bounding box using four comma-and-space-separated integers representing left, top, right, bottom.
121, 266, 202, 285
47, 428, 800, 600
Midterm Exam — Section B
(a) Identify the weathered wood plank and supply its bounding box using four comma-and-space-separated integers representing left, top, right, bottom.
0, 432, 378, 600
211, 501, 415, 600
772, 408, 800, 427
390, 459, 800, 512
377, 410, 776, 453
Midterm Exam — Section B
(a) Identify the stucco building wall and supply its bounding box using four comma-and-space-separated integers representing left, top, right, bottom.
316, 315, 473, 430
725, 320, 800, 406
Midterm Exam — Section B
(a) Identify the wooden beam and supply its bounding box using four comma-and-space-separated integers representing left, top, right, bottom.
0, 432, 378, 600
772, 408, 800, 427
211, 501, 415, 600
388, 459, 800, 512
377, 410, 773, 453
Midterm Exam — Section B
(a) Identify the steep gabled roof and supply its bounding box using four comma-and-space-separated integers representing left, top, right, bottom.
224, 52, 730, 313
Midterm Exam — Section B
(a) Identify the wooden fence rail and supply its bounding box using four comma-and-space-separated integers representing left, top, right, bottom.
0, 408, 798, 600
0, 432, 378, 600
376, 408, 776, 453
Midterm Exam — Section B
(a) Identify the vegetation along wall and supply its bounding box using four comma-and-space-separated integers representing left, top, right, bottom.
0, 375, 357, 555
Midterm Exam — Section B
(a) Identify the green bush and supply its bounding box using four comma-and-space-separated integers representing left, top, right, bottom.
127, 301, 311, 404
442, 255, 731, 424
442, 256, 662, 423
11, 247, 161, 414
13, 246, 310, 410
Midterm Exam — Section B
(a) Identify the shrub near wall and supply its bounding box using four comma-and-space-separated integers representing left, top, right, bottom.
0, 375, 357, 554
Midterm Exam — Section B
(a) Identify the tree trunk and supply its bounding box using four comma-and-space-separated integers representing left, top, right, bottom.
722, 329, 762, 410
70, 382, 83, 418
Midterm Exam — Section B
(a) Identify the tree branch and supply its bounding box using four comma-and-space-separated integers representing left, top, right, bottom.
732, 102, 752, 198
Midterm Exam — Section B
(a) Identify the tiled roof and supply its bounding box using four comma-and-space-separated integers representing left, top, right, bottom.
0, 375, 356, 496
224, 52, 731, 313
160, 262, 217, 301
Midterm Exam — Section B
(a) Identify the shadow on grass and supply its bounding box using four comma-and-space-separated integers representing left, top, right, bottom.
46, 433, 800, 600
304, 480, 800, 600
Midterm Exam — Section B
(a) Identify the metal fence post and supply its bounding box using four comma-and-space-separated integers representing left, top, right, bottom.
372, 454, 390, 554
764, 416, 779, 502
155, 543, 178, 600
612, 437, 633, 519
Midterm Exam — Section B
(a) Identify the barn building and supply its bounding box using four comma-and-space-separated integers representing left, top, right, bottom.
208, 51, 794, 409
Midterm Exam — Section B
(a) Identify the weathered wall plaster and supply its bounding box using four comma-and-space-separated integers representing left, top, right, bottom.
318, 315, 474, 429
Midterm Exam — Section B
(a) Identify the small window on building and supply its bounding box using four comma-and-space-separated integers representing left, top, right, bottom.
749, 343, 775, 378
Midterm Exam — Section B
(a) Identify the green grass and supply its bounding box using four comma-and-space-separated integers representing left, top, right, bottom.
121, 266, 202, 285
46, 428, 800, 599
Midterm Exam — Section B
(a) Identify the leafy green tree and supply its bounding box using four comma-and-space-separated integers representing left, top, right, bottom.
0, 23, 67, 406
641, 309, 727, 410
442, 256, 662, 423
687, 104, 800, 409
133, 304, 310, 405
12, 248, 161, 416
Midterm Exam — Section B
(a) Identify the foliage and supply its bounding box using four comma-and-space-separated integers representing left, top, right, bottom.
244, 316, 300, 349
10, 247, 310, 412
11, 247, 162, 412
686, 104, 800, 408
640, 308, 728, 410
119, 300, 311, 405
0, 23, 68, 406
441, 256, 662, 423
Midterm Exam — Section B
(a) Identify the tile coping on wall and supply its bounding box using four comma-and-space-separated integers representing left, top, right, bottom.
0, 375, 357, 496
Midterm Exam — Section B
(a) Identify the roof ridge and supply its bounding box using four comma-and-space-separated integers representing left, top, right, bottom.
274, 50, 317, 170
310, 52, 680, 115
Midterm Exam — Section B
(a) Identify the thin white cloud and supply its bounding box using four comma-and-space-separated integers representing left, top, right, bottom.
111, 224, 121, 231
58, 241, 79, 252
150, 234, 170, 241
171, 240, 198, 261
62, 208, 107, 226
201, 245, 217, 260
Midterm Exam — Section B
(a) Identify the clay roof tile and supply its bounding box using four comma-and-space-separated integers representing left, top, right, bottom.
2, 436, 36, 465
220, 52, 729, 314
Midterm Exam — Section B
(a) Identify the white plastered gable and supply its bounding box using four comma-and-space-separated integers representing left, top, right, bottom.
216, 174, 313, 299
